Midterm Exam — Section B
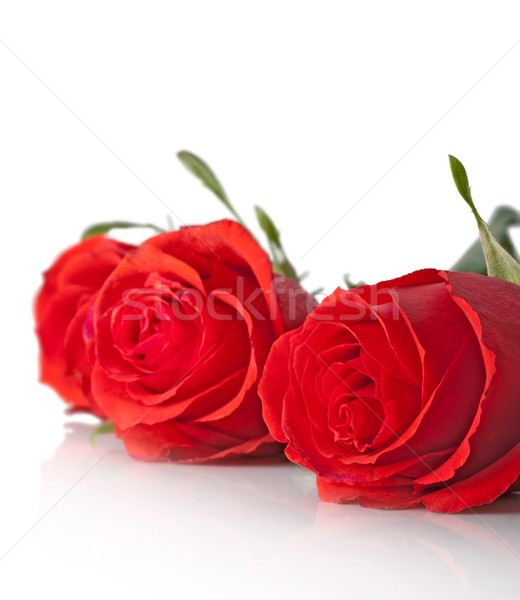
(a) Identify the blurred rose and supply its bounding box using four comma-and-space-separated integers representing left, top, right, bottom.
36, 235, 133, 414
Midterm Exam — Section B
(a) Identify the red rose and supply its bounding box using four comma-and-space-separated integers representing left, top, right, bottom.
35, 235, 134, 414
90, 220, 316, 461
259, 269, 520, 512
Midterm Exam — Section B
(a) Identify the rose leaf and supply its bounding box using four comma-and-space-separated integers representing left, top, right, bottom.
255, 205, 300, 282
452, 205, 520, 274
449, 155, 520, 286
177, 150, 247, 228
82, 221, 164, 240
89, 422, 116, 448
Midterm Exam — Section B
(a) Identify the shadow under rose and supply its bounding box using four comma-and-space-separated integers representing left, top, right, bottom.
460, 491, 520, 515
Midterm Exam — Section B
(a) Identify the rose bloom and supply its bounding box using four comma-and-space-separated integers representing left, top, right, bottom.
259, 269, 520, 512
35, 235, 133, 415
89, 220, 315, 461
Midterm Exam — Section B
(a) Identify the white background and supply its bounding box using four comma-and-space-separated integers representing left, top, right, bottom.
1, 1, 520, 598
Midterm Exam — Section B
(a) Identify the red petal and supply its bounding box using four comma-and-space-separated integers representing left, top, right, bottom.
420, 442, 520, 513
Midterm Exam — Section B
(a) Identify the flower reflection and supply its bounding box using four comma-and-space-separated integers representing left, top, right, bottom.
258, 494, 520, 599
39, 422, 520, 599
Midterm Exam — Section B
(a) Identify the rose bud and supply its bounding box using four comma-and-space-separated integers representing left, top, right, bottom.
90, 220, 316, 461
35, 235, 134, 415
259, 269, 520, 513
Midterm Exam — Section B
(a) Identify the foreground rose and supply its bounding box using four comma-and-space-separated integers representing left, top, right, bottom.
35, 235, 134, 414
259, 269, 520, 512
90, 220, 315, 461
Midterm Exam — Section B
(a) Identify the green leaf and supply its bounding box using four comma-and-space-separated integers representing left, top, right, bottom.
255, 205, 299, 282
449, 155, 520, 285
177, 150, 246, 227
451, 205, 520, 274
82, 221, 164, 240
343, 274, 367, 289
177, 150, 306, 284
89, 422, 116, 448
255, 205, 281, 247
449, 155, 473, 208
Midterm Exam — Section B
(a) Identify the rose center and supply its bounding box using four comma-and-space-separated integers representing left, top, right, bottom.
330, 391, 385, 453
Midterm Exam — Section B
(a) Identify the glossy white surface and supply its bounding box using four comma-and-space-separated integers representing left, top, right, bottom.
1, 417, 519, 600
